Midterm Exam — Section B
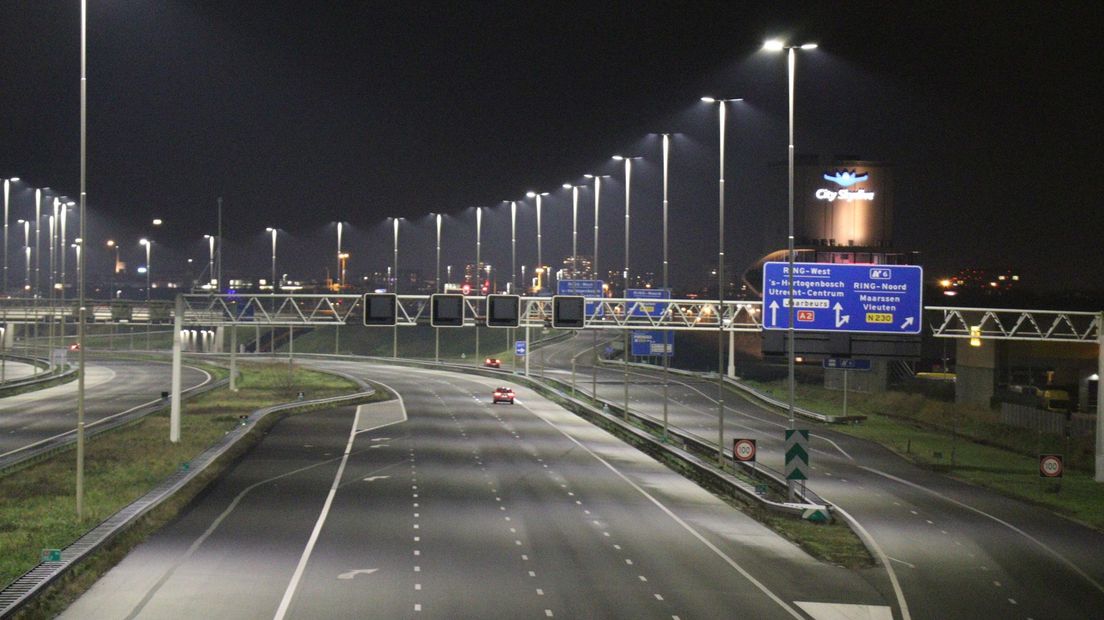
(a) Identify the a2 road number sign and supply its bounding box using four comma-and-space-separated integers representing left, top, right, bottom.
733, 438, 757, 462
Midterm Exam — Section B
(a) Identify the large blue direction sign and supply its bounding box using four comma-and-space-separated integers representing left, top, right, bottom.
762, 262, 922, 334
630, 330, 674, 357
625, 288, 669, 317
557, 280, 604, 316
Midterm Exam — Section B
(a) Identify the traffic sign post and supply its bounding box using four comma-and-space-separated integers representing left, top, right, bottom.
1040, 453, 1064, 492
785, 429, 810, 500
733, 438, 757, 470
823, 358, 871, 418
762, 262, 922, 334
515, 340, 527, 357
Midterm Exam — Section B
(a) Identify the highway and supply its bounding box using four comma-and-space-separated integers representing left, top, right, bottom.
531, 333, 1104, 620
63, 362, 892, 619
0, 360, 210, 459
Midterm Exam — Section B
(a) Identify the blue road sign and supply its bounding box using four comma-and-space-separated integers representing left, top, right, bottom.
515, 340, 527, 356
625, 288, 670, 317
557, 280, 604, 316
762, 262, 923, 334
823, 358, 872, 371
630, 330, 674, 357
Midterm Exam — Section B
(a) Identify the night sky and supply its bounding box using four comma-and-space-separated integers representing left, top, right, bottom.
1, 1, 1101, 292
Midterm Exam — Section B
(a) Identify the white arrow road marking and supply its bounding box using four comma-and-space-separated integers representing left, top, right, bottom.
338, 568, 379, 580
363, 475, 391, 482
899, 316, 914, 330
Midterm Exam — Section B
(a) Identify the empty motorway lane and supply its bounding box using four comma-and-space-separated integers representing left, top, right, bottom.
63, 362, 891, 619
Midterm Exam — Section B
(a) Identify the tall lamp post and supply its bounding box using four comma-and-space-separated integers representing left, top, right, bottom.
765, 37, 817, 500
510, 201, 517, 292
392, 217, 400, 358
764, 39, 817, 436
19, 220, 30, 291
265, 227, 278, 292
525, 191, 549, 291
34, 189, 41, 296
434, 213, 442, 363
661, 133, 672, 440
203, 235, 215, 290
562, 184, 584, 278
3, 177, 18, 293
612, 154, 643, 421
475, 206, 482, 362
335, 222, 344, 290
702, 96, 743, 464
139, 238, 151, 300
583, 173, 609, 399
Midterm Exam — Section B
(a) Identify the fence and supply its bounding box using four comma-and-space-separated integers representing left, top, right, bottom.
999, 402, 1095, 437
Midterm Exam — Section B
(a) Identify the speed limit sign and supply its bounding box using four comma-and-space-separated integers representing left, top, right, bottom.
733, 439, 757, 462
1039, 454, 1063, 478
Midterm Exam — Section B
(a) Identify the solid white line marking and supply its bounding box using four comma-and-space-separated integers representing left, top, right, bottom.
860, 465, 1104, 596
829, 504, 912, 620
274, 401, 372, 620
519, 400, 805, 619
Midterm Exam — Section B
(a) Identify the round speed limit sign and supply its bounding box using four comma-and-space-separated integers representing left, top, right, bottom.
1039, 454, 1063, 478
733, 439, 757, 462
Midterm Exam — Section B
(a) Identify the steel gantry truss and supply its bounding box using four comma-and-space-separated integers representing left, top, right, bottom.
927, 305, 1101, 342
176, 294, 767, 331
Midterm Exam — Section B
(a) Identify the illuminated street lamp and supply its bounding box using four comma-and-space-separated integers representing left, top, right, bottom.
265, 227, 278, 292
139, 238, 151, 300
611, 155, 643, 291
335, 222, 344, 290
701, 95, 743, 462
764, 38, 818, 435
2, 177, 18, 292
18, 220, 30, 291
562, 183, 584, 278
525, 191, 549, 290
203, 235, 215, 289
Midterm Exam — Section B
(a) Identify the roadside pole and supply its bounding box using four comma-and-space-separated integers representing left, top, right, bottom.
623, 330, 630, 420
170, 294, 183, 443
842, 368, 848, 418
1096, 311, 1103, 482
524, 325, 530, 377
229, 325, 237, 391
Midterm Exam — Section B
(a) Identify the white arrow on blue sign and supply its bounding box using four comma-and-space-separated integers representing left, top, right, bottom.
762, 262, 923, 334
515, 341, 527, 356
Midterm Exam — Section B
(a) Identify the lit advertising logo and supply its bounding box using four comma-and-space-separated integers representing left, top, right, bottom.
815, 169, 875, 202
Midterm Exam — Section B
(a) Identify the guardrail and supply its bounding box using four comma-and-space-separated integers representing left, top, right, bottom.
0, 367, 227, 476
0, 355, 75, 397
0, 380, 375, 618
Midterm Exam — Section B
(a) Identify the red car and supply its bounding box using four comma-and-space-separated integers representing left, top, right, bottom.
483, 357, 501, 368
493, 387, 515, 404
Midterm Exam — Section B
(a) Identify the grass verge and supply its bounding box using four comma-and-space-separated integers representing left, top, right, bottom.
742, 379, 1104, 530
0, 361, 365, 610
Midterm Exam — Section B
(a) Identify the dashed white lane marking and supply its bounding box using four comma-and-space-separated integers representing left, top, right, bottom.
414, 566, 421, 572
1008, 599, 1017, 605
639, 575, 647, 582
993, 581, 1001, 587
414, 603, 422, 611
654, 594, 664, 601
529, 571, 536, 577
517, 394, 806, 619
860, 465, 1104, 596
415, 583, 421, 590
545, 610, 553, 617
536, 588, 544, 595
625, 559, 634, 566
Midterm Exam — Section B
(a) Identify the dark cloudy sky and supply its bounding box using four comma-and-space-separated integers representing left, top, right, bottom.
1, 1, 1101, 291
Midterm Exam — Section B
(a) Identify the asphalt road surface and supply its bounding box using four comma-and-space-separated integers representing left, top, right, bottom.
0, 360, 210, 458
529, 333, 1104, 620
63, 362, 893, 619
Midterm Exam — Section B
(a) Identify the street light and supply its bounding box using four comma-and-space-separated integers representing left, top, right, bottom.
583, 174, 610, 282
764, 38, 817, 436
139, 238, 151, 300
510, 201, 517, 293
265, 227, 278, 292
203, 235, 215, 290
34, 189, 41, 296
702, 95, 743, 463
2, 177, 16, 293
18, 220, 30, 291
525, 191, 549, 290
335, 222, 344, 291
562, 183, 585, 278
611, 155, 643, 292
